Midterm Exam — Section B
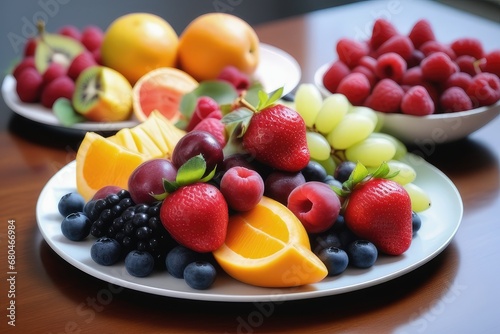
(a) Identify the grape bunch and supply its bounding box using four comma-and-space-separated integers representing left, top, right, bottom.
294, 83, 431, 213
85, 189, 177, 268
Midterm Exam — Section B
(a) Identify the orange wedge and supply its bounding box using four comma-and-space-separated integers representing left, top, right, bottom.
213, 196, 328, 288
132, 67, 199, 123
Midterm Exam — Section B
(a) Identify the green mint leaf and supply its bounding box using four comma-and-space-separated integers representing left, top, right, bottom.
175, 154, 207, 186
52, 98, 86, 126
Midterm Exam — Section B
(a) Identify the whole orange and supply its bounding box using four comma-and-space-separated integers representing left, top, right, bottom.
177, 13, 259, 81
100, 13, 178, 84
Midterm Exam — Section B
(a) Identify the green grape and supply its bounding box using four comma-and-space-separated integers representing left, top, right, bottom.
349, 106, 378, 126
371, 132, 407, 159
294, 83, 323, 128
314, 94, 350, 134
404, 183, 431, 212
306, 131, 331, 161
386, 160, 417, 185
313, 155, 336, 176
326, 113, 376, 150
345, 135, 396, 167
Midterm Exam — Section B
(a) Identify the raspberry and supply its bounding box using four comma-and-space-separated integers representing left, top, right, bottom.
12, 57, 36, 80
400, 85, 435, 116
80, 25, 104, 52
450, 37, 484, 60
352, 65, 377, 87
15, 67, 43, 103
421, 82, 440, 107
466, 72, 500, 107
336, 38, 369, 68
217, 65, 250, 91
440, 87, 473, 112
455, 55, 480, 76
376, 35, 414, 61
336, 72, 371, 105
420, 40, 456, 59
186, 96, 220, 131
444, 72, 472, 91
41, 62, 67, 87
67, 52, 97, 81
23, 38, 37, 57
358, 56, 377, 72
40, 75, 75, 109
421, 52, 457, 83
370, 18, 398, 51
408, 19, 435, 49
192, 118, 226, 147
402, 66, 424, 86
322, 60, 351, 93
59, 25, 82, 40
364, 78, 404, 113
483, 50, 500, 77
407, 49, 425, 68
375, 52, 407, 83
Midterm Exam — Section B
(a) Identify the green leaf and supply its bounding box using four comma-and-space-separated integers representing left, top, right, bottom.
244, 81, 264, 107
371, 162, 390, 179
179, 81, 239, 123
52, 98, 86, 126
175, 154, 207, 186
256, 87, 284, 111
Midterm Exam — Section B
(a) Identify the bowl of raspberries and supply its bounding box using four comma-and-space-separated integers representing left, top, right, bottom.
314, 18, 500, 144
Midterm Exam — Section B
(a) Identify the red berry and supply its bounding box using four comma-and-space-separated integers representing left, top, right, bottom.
408, 19, 436, 49
15, 67, 43, 103
220, 166, 264, 212
402, 66, 424, 86
483, 50, 500, 77
400, 85, 435, 116
352, 65, 377, 87
421, 52, 457, 83
58, 25, 81, 40
186, 96, 221, 132
450, 37, 484, 60
217, 65, 250, 91
359, 56, 377, 72
375, 52, 407, 83
420, 40, 456, 59
192, 118, 226, 147
24, 38, 37, 57
337, 72, 371, 105
67, 52, 97, 81
322, 60, 351, 93
444, 72, 473, 91
80, 25, 104, 52
370, 18, 399, 51
376, 35, 414, 61
364, 78, 404, 113
40, 75, 75, 108
440, 87, 473, 112
42, 62, 67, 86
407, 49, 425, 68
336, 38, 369, 68
466, 72, 500, 107
12, 57, 36, 80
455, 55, 480, 76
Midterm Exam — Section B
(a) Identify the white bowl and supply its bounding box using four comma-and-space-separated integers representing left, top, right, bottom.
314, 62, 500, 144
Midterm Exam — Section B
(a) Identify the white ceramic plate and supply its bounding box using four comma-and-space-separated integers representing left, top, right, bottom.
2, 43, 301, 132
314, 62, 500, 144
36, 154, 462, 302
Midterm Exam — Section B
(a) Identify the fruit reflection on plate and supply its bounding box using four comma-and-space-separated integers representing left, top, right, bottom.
2, 43, 301, 132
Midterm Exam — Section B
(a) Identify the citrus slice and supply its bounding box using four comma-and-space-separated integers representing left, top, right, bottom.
213, 196, 328, 288
76, 132, 148, 201
132, 67, 199, 123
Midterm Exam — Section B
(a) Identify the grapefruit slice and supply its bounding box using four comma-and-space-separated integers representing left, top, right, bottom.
132, 67, 199, 122
213, 196, 328, 288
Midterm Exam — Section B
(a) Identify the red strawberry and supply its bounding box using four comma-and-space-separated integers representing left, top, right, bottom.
335, 163, 413, 256
242, 103, 309, 172
160, 182, 228, 253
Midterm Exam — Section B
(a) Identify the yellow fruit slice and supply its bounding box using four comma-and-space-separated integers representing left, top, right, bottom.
76, 132, 148, 201
213, 197, 328, 288
132, 67, 198, 123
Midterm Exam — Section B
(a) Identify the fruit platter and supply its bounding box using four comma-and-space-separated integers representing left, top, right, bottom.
28, 13, 466, 302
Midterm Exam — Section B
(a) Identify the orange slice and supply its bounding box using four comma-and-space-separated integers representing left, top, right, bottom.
132, 67, 199, 123
213, 196, 328, 288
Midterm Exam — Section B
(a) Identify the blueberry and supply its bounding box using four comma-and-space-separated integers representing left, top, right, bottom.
61, 212, 92, 241
91, 237, 122, 266
301, 160, 328, 182
58, 192, 85, 217
83, 200, 96, 217
318, 247, 349, 276
347, 240, 378, 269
334, 161, 357, 183
183, 261, 217, 290
125, 250, 155, 277
323, 175, 342, 188
412, 211, 422, 235
166, 245, 202, 278
311, 232, 342, 254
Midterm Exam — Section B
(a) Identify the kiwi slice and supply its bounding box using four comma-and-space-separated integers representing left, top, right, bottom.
34, 22, 85, 73
72, 66, 101, 114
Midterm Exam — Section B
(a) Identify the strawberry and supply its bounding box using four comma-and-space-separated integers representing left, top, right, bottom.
158, 155, 229, 253
334, 163, 413, 255
223, 88, 309, 172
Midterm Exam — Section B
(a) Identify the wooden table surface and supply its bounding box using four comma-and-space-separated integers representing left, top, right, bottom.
1, 1, 499, 333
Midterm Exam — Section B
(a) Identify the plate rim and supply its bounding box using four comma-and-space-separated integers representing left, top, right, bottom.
2, 43, 301, 132
36, 154, 463, 302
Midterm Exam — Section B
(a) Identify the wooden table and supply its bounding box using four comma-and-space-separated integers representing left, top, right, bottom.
1, 1, 499, 333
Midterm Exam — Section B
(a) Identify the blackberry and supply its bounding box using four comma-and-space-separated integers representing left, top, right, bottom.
87, 190, 176, 268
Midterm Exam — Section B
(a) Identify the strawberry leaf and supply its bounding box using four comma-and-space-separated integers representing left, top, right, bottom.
256, 87, 284, 111
176, 154, 207, 186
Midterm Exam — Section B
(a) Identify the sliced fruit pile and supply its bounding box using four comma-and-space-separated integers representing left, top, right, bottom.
322, 18, 500, 114
58, 74, 431, 290
10, 12, 261, 125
